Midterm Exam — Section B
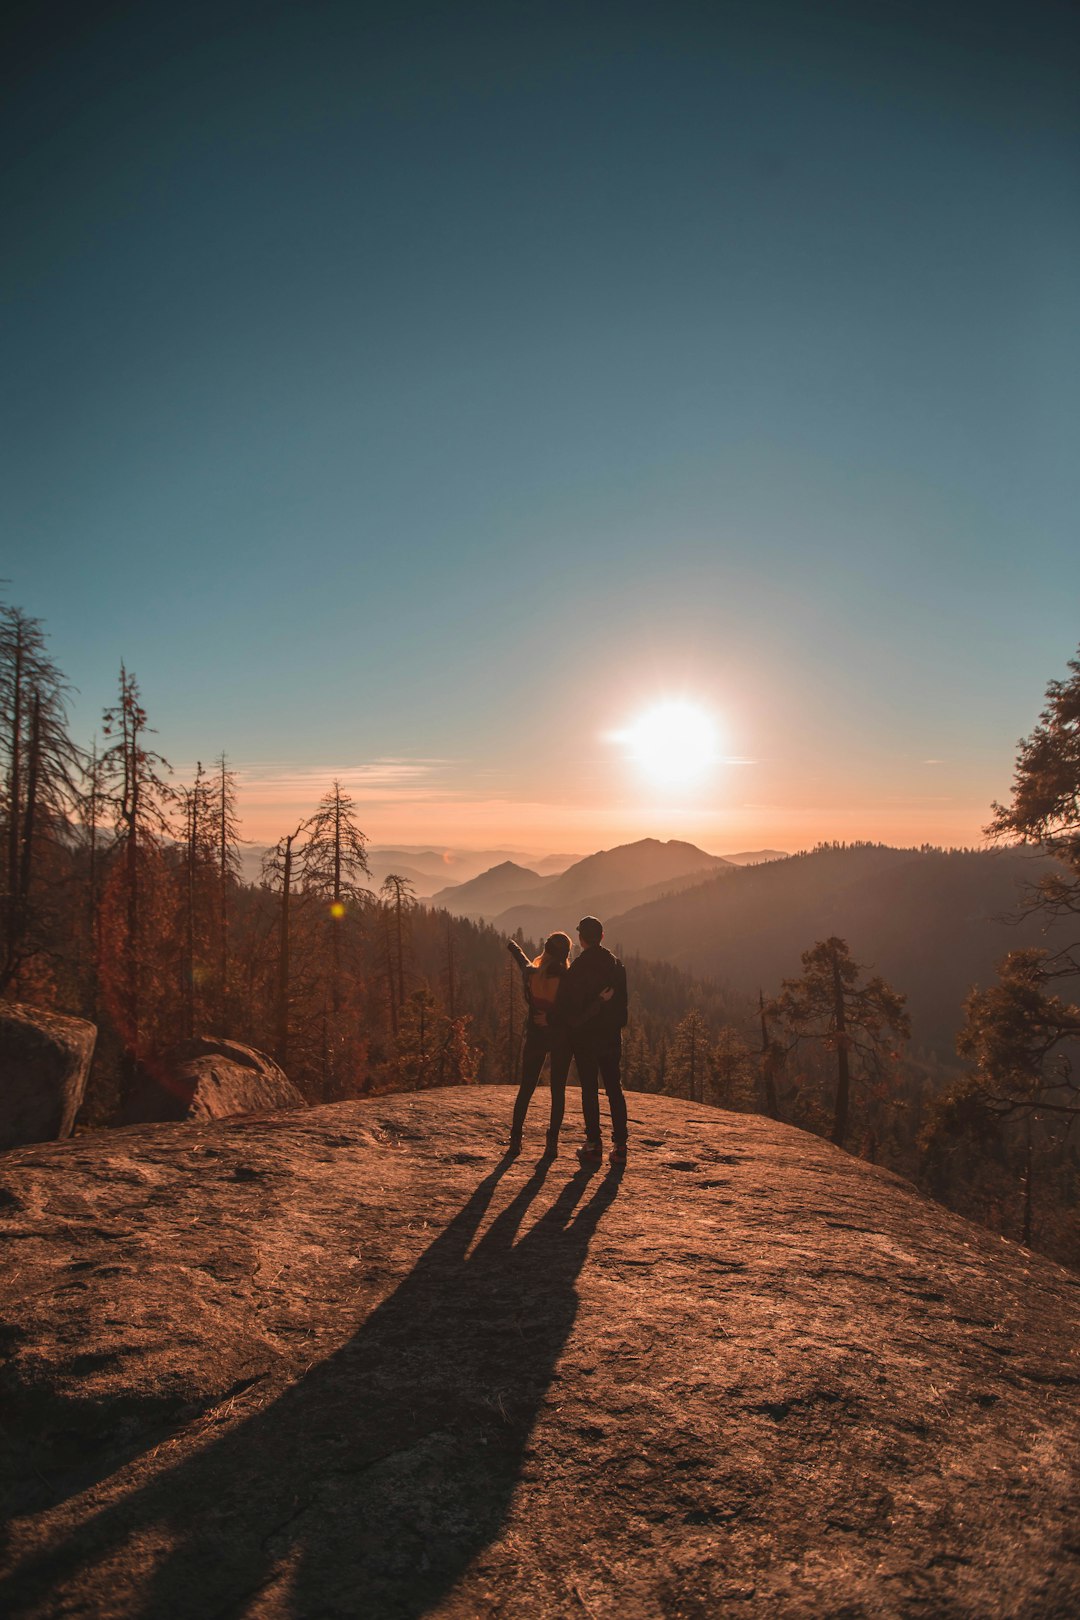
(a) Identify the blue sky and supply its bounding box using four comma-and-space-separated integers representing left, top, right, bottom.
3, 0, 1078, 850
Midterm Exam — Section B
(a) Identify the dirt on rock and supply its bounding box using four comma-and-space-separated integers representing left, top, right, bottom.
1, 1086, 1078, 1619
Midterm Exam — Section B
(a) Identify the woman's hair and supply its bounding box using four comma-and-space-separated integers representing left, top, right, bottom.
533, 931, 572, 975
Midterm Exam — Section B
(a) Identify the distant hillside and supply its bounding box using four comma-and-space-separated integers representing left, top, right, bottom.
722, 848, 788, 866
429, 861, 547, 919
237, 845, 540, 898
434, 838, 732, 931
606, 844, 1071, 1060
369, 847, 535, 887
494, 865, 727, 941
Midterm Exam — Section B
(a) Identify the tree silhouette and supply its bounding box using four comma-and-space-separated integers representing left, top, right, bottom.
212, 753, 243, 1030
0, 603, 82, 993
99, 666, 174, 1101
261, 824, 306, 1071
667, 1008, 712, 1101
380, 873, 415, 1035
988, 645, 1080, 929
302, 783, 372, 1095
711, 1024, 756, 1108
771, 937, 909, 1150
960, 648, 1080, 1121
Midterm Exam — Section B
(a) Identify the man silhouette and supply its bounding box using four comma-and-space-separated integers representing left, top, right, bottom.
558, 916, 629, 1166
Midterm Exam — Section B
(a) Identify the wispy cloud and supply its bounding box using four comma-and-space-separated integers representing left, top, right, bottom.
222, 760, 465, 803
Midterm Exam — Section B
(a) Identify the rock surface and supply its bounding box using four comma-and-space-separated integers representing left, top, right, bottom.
0, 1002, 96, 1150
1, 1087, 1079, 1619
116, 1036, 304, 1124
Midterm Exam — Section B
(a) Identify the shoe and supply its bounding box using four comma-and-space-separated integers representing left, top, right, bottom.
576, 1140, 603, 1165
609, 1144, 627, 1167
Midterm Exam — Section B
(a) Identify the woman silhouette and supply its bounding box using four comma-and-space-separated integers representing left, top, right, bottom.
506, 933, 573, 1156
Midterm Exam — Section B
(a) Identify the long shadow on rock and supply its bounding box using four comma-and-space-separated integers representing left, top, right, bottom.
3, 1157, 621, 1618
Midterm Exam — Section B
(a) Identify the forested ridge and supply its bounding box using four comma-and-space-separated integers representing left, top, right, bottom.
2, 595, 1079, 1270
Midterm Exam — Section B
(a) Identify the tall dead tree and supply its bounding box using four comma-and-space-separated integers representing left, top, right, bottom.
178, 762, 216, 1040
0, 602, 82, 991
213, 753, 242, 1030
79, 738, 108, 1019
380, 873, 415, 1033
262, 823, 305, 1071
303, 782, 371, 1009
302, 782, 371, 1094
100, 665, 173, 1102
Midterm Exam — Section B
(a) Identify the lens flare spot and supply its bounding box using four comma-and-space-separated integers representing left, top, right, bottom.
329, 901, 346, 919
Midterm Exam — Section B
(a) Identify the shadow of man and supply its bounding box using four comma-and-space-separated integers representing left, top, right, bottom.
4, 1156, 622, 1618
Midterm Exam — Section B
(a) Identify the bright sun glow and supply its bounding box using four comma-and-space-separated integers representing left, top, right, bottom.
614, 701, 720, 786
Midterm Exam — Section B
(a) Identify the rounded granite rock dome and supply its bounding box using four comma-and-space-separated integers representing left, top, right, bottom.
1, 1087, 1078, 1617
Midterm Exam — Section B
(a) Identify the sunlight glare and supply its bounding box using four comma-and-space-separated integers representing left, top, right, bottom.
614, 701, 720, 787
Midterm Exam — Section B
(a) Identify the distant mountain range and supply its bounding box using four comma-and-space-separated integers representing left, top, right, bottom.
431, 838, 736, 933
237, 839, 783, 898
236, 844, 585, 895
600, 843, 1071, 1061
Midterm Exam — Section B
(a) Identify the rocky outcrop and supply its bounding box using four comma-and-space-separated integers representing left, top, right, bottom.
116, 1036, 304, 1124
1, 1088, 1079, 1618
0, 1002, 96, 1151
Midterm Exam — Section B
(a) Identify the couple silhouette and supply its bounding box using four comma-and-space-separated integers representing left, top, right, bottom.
507, 914, 629, 1167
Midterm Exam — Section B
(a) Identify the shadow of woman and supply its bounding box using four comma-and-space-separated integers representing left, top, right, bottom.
3, 1156, 622, 1618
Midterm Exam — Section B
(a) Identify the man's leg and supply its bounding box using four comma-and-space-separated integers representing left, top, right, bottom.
598, 1040, 628, 1146
575, 1046, 602, 1144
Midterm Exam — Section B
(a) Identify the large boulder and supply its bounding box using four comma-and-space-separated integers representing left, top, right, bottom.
117, 1036, 304, 1124
0, 1001, 96, 1151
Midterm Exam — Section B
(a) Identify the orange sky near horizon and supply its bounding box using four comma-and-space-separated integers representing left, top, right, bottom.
229, 768, 997, 856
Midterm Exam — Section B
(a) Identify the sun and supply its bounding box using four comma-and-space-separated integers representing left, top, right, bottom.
614, 701, 720, 787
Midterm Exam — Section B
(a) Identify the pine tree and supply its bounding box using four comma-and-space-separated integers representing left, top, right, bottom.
987, 645, 1080, 928
667, 1008, 712, 1101
394, 985, 439, 1090
770, 937, 909, 1150
951, 950, 1080, 1123
622, 1017, 655, 1093
380, 873, 415, 1032
951, 648, 1080, 1123
99, 666, 174, 1100
261, 823, 306, 1072
0, 603, 82, 992
212, 753, 243, 1030
177, 762, 216, 1039
710, 1024, 757, 1109
302, 783, 372, 1096
77, 738, 109, 1020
